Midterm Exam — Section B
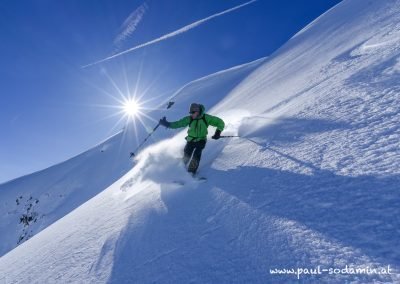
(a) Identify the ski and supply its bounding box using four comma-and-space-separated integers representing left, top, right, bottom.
171, 176, 207, 186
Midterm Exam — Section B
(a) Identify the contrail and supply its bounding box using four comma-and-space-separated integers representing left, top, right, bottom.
82, 0, 257, 68
113, 2, 148, 52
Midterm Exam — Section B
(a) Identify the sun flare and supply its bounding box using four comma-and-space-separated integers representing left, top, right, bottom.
123, 99, 140, 117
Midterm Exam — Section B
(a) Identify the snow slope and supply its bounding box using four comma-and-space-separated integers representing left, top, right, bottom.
1, 0, 400, 283
0, 57, 264, 258
0, 130, 138, 257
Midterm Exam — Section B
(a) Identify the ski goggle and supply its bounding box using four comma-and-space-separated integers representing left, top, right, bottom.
189, 111, 199, 114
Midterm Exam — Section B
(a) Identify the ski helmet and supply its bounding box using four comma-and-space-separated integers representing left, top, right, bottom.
189, 103, 201, 114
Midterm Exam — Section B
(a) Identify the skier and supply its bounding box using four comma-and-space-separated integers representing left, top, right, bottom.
159, 103, 225, 175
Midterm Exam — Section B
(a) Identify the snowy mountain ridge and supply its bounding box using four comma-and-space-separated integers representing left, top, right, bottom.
1, 0, 399, 282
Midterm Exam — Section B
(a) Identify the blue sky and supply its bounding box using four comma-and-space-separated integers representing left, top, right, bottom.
0, 0, 341, 183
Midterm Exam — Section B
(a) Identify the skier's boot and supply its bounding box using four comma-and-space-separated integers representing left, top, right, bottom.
188, 158, 199, 175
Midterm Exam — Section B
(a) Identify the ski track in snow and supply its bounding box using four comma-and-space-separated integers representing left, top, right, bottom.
1, 0, 400, 283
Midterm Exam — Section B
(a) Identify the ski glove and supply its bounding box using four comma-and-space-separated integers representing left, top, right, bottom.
159, 117, 170, 128
212, 129, 221, 140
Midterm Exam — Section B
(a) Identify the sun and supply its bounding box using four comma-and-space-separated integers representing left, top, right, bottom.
123, 99, 140, 117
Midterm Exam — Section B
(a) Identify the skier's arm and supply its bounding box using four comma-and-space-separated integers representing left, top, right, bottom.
206, 114, 225, 131
169, 116, 191, 129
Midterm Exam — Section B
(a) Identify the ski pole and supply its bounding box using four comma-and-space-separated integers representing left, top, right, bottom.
130, 118, 163, 157
219, 135, 241, 138
220, 135, 263, 147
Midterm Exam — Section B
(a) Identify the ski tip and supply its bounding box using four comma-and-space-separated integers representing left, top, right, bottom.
194, 176, 207, 181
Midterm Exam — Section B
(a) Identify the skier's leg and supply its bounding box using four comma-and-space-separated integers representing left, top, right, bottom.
188, 140, 206, 174
183, 141, 195, 166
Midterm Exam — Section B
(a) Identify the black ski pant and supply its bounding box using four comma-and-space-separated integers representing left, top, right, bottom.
183, 139, 206, 174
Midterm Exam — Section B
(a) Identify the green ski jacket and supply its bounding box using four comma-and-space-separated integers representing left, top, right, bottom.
169, 105, 225, 142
